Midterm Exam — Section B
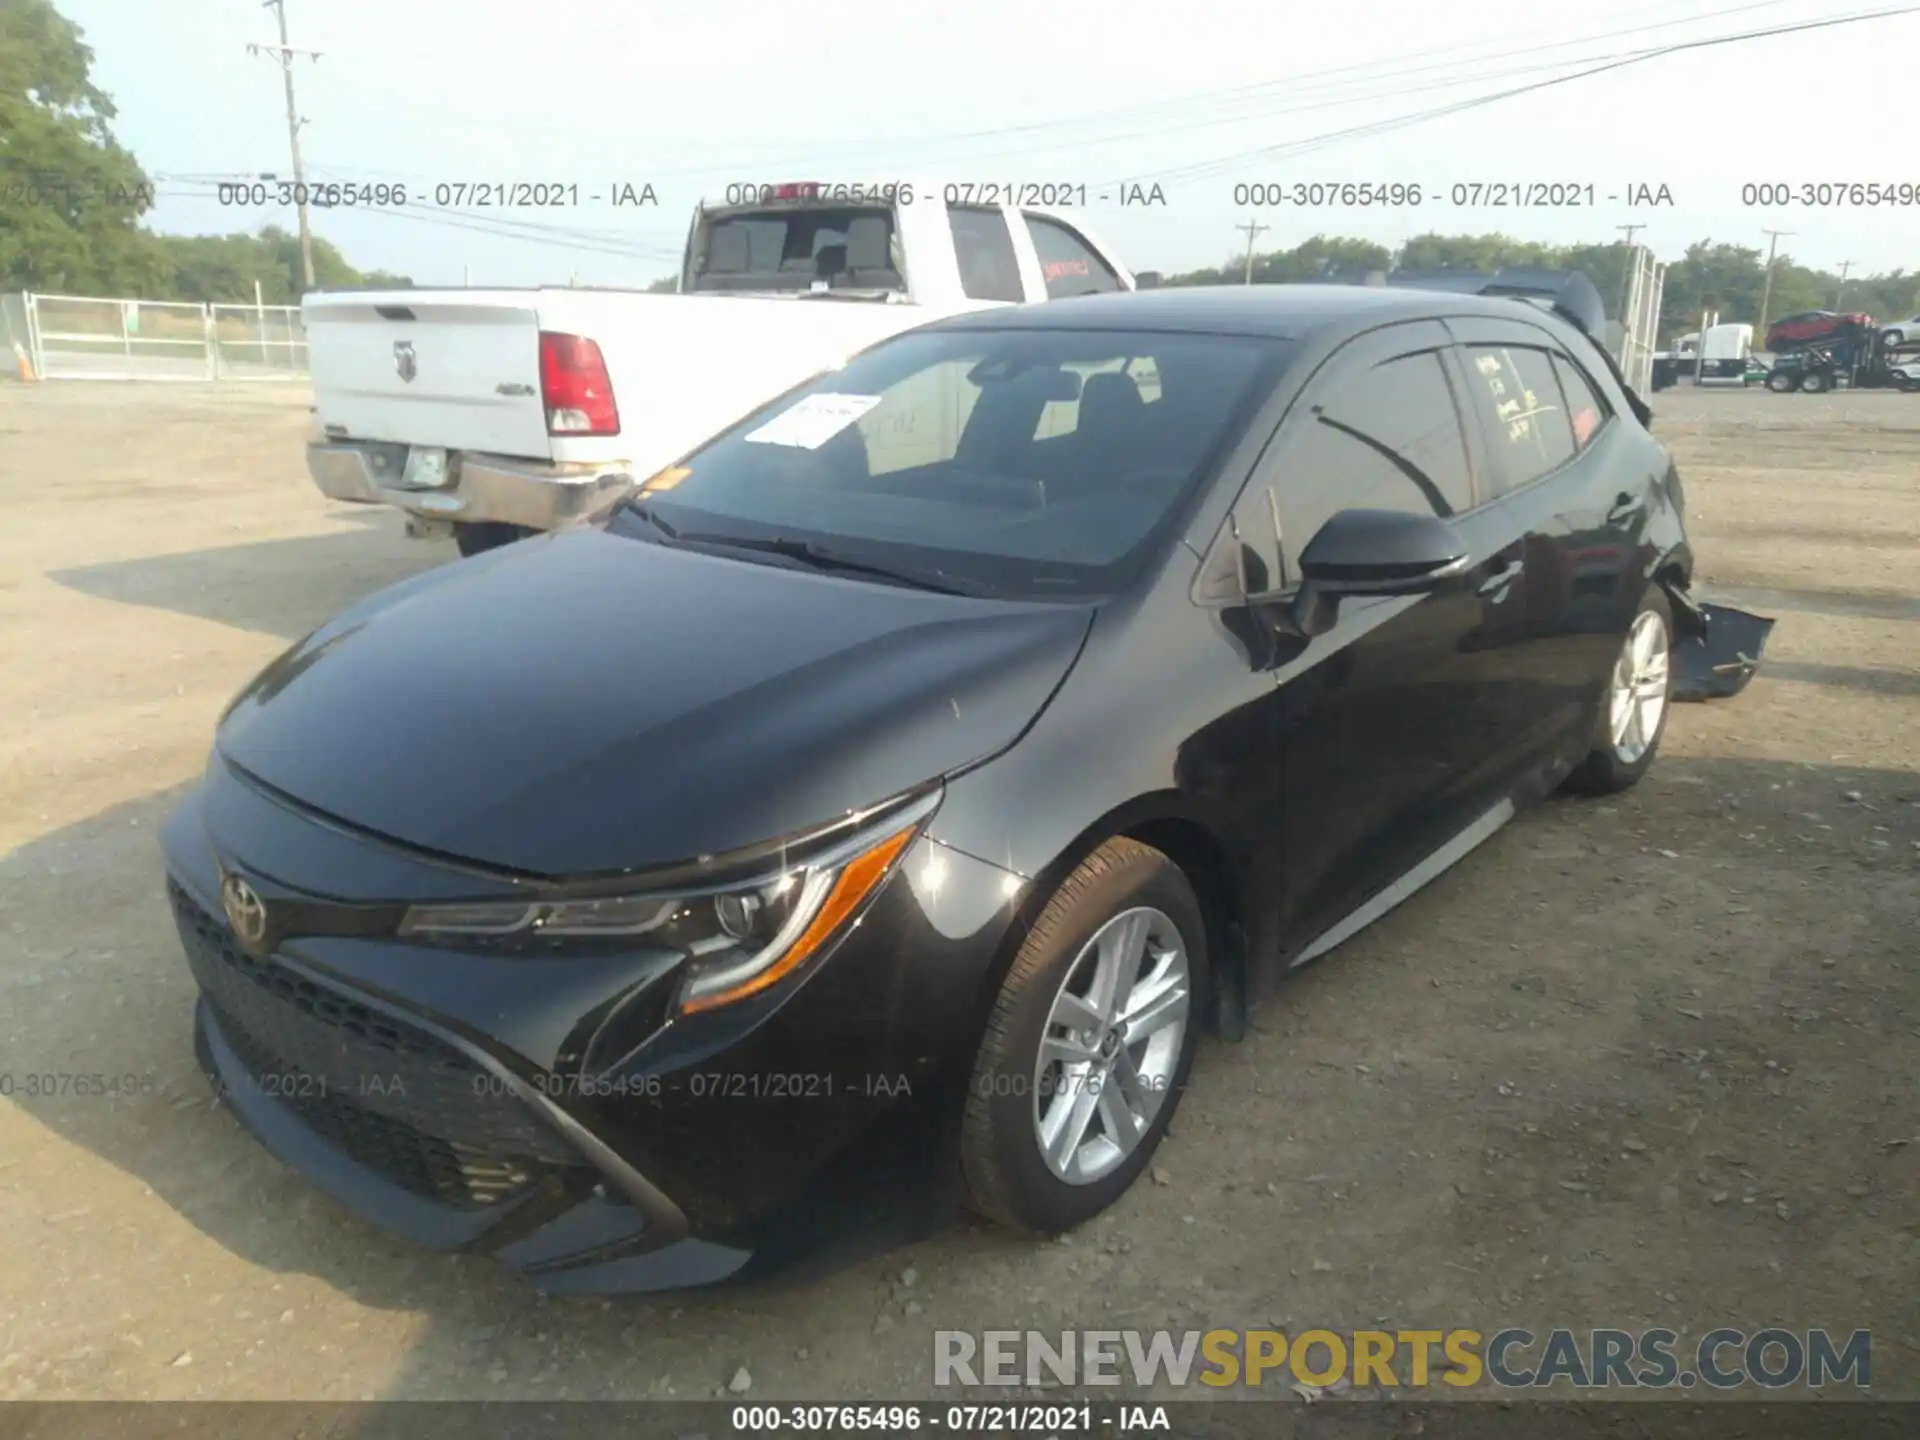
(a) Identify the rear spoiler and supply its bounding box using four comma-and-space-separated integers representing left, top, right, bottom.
1378, 267, 1655, 429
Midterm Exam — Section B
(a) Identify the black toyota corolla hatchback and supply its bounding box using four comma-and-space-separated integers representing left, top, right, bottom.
163, 278, 1696, 1292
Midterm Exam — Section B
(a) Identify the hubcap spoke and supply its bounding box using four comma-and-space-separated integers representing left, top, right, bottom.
1121, 978, 1189, 1042
1090, 911, 1148, 1022
1097, 1066, 1144, 1150
1041, 1033, 1101, 1068
1049, 990, 1104, 1035
1041, 1076, 1101, 1173
1109, 1046, 1155, 1119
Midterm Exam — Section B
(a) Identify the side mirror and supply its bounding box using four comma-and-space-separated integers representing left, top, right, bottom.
1133, 271, 1162, 290
1282, 509, 1468, 637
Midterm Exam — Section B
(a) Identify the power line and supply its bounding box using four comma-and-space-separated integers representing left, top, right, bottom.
1108, 4, 1920, 187
290, 0, 1812, 183
152, 185, 685, 264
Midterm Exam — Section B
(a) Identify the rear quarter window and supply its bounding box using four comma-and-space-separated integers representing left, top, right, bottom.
1464, 344, 1576, 493
1023, 215, 1121, 298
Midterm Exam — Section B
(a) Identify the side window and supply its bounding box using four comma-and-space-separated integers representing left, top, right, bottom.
946, 207, 1024, 303
1024, 215, 1121, 298
1464, 344, 1576, 494
1550, 352, 1610, 451
1274, 352, 1474, 573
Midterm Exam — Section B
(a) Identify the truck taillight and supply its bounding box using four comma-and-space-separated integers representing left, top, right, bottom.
773, 182, 822, 199
538, 331, 619, 436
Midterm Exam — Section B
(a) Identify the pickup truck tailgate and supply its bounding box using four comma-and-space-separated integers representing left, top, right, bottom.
304, 293, 554, 458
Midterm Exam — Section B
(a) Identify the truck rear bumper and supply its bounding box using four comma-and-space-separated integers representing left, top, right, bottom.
307, 441, 634, 532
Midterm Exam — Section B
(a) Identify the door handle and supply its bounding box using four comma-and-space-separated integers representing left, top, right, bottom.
1477, 559, 1524, 599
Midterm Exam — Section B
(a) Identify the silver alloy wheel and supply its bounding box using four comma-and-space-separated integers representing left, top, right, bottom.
1608, 608, 1671, 765
1032, 906, 1191, 1185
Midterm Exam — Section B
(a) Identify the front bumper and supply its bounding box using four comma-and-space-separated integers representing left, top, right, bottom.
306, 440, 634, 533
160, 769, 1022, 1291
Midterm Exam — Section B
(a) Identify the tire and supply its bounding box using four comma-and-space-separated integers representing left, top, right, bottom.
453, 521, 535, 557
1799, 370, 1831, 394
1563, 585, 1675, 795
1765, 370, 1798, 393
959, 837, 1208, 1235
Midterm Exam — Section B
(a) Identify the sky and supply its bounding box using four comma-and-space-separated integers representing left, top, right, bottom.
61, 0, 1920, 289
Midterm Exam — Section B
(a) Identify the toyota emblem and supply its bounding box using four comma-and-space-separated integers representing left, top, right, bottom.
394, 340, 417, 383
221, 875, 270, 950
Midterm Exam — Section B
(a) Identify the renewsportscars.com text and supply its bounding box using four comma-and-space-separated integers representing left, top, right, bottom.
934, 1327, 1871, 1391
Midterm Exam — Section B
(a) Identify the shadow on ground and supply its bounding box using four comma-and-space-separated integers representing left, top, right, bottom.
47, 521, 439, 641
2, 739, 1914, 1402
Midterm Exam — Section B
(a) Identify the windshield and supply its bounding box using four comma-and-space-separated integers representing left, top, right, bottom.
688, 205, 902, 294
611, 327, 1288, 599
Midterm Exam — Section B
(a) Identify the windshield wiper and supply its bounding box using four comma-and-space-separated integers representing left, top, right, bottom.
617, 498, 680, 540
676, 532, 975, 594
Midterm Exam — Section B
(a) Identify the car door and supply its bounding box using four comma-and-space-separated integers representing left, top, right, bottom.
1193, 320, 1541, 960
1446, 316, 1653, 759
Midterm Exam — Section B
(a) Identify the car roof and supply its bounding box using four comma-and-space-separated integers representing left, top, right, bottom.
923, 283, 1579, 342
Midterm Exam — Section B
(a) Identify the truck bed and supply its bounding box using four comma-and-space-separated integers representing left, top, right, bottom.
304, 287, 968, 473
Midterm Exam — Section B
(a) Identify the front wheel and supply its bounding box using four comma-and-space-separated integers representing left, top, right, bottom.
453, 521, 536, 557
959, 838, 1207, 1235
1563, 587, 1675, 795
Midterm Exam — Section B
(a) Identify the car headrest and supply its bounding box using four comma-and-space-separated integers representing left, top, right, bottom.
706, 225, 750, 273
1077, 372, 1146, 435
845, 217, 892, 272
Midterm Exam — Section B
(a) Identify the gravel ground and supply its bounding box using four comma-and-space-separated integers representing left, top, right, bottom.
0, 380, 1914, 1402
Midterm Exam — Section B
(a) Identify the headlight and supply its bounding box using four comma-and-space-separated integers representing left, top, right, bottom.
397, 792, 936, 1014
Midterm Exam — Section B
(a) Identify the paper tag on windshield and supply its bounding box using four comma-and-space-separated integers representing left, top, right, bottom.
742, 393, 881, 449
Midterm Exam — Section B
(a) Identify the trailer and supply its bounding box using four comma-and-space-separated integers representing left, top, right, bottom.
1763, 328, 1920, 393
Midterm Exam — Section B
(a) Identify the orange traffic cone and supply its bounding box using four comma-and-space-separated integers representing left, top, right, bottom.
13, 344, 34, 382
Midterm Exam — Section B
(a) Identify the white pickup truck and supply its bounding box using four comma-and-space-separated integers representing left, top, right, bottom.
303, 184, 1153, 554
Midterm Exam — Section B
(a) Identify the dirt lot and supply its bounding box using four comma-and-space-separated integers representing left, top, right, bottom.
0, 380, 1914, 1403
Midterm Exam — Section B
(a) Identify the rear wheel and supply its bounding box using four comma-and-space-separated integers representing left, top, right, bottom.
453, 521, 535, 557
1799, 369, 1831, 394
959, 838, 1206, 1235
1564, 587, 1675, 795
1765, 369, 1799, 393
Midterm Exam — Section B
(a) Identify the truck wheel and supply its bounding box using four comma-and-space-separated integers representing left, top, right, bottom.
1799, 370, 1831, 394
453, 522, 535, 557
1764, 370, 1798, 393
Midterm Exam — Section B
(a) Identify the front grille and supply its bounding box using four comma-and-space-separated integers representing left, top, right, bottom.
169, 878, 578, 1209
214, 1008, 537, 1207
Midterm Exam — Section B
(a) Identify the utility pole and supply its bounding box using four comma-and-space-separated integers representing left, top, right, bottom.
1833, 260, 1852, 308
1235, 220, 1269, 285
249, 1, 320, 291
1757, 229, 1794, 336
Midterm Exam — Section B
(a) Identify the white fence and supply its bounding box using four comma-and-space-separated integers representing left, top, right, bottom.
14, 292, 308, 382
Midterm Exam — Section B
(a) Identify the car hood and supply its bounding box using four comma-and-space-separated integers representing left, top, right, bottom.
215, 529, 1094, 878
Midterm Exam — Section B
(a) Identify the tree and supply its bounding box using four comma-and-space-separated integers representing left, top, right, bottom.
0, 0, 171, 292
154, 227, 413, 303
1163, 232, 1918, 344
